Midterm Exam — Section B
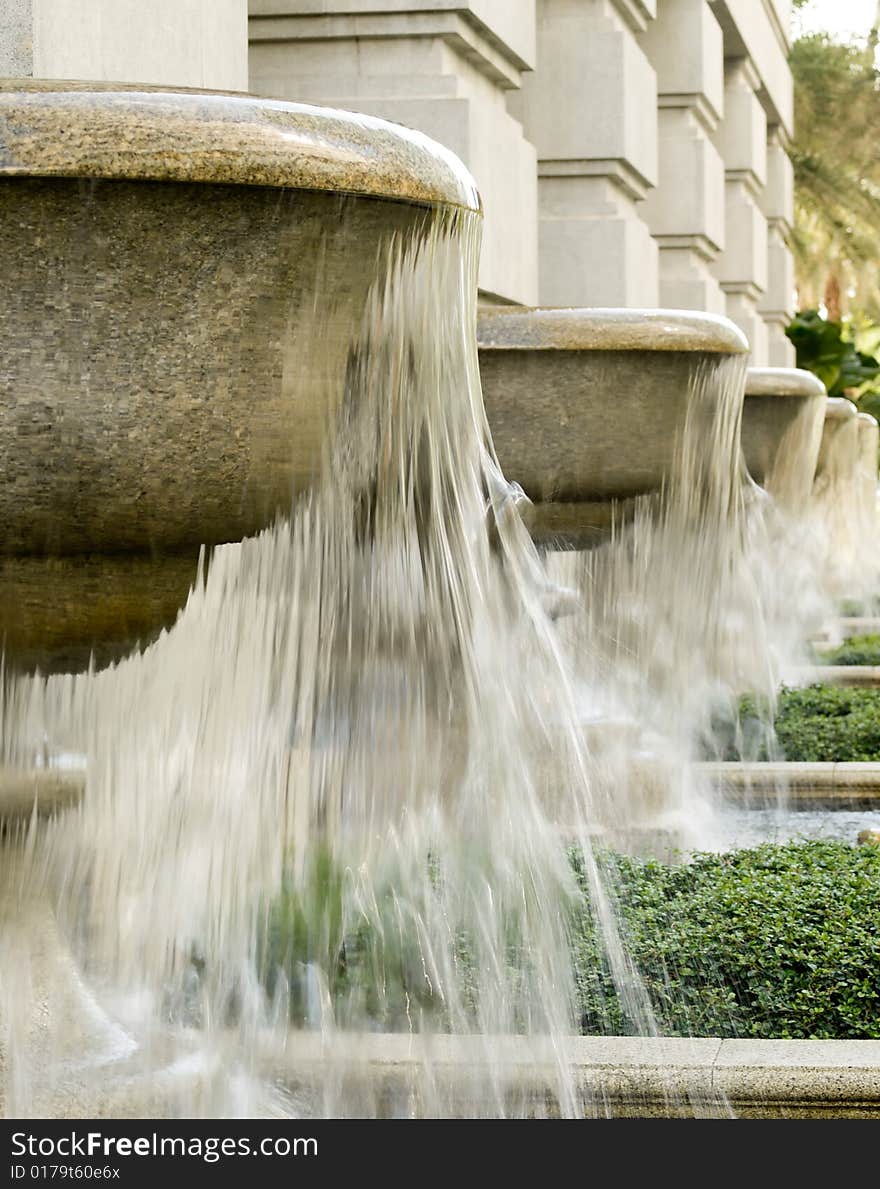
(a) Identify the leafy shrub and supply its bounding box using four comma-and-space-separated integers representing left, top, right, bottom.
815, 633, 880, 667
259, 848, 475, 1030
263, 840, 880, 1040
707, 691, 776, 762
574, 842, 880, 1039
736, 683, 880, 762
786, 310, 880, 397
839, 597, 878, 617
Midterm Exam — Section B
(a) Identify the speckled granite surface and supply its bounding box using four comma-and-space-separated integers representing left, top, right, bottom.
0, 82, 478, 669
744, 367, 826, 398
1, 178, 437, 557
477, 307, 747, 528
477, 307, 749, 355
824, 397, 859, 422
0, 80, 481, 211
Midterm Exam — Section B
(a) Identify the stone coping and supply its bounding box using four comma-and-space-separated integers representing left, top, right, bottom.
0, 80, 481, 212
476, 307, 749, 354
825, 396, 859, 422
697, 760, 880, 798
838, 617, 880, 635
261, 1033, 880, 1117
9, 757, 880, 817
798, 665, 880, 687
744, 367, 826, 398
8, 757, 880, 817
0, 768, 84, 821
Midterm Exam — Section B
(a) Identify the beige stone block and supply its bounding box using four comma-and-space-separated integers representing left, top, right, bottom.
656, 248, 727, 314
760, 225, 795, 319
766, 321, 796, 367
537, 203, 659, 306
642, 107, 725, 246
762, 129, 794, 227
0, 0, 32, 75
715, 58, 767, 184
248, 10, 539, 304
724, 290, 769, 364
517, 4, 657, 188
710, 0, 793, 135
249, 0, 537, 70
27, 0, 248, 90
714, 181, 768, 290
640, 0, 723, 119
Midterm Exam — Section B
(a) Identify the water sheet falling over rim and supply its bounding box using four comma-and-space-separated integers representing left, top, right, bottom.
1, 204, 733, 1120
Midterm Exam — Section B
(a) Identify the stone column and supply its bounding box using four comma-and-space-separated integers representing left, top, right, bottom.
760, 126, 796, 366
711, 56, 769, 362
248, 1, 538, 307
510, 0, 658, 308
0, 0, 249, 90
640, 0, 726, 313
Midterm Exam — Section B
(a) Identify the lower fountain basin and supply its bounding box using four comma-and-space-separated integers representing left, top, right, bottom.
258, 1031, 880, 1119
811, 397, 867, 600
816, 396, 859, 474
740, 368, 827, 507
476, 308, 749, 547
858, 411, 880, 461
0, 81, 480, 671
858, 411, 879, 494
0, 766, 84, 822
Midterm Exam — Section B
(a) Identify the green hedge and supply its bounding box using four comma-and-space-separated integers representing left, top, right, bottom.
574, 842, 880, 1039
736, 684, 880, 762
261, 841, 880, 1040
815, 634, 880, 667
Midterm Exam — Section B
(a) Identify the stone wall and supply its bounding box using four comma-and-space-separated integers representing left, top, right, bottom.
0, 0, 249, 91
247, 0, 796, 358
510, 0, 659, 308
0, 0, 797, 354
249, 1, 539, 305
641, 0, 727, 315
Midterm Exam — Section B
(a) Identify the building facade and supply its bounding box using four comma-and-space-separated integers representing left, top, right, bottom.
0, 0, 796, 363
1, 0, 248, 91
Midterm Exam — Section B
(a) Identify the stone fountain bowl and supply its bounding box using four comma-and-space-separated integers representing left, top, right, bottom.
858, 411, 880, 475
857, 412, 879, 528
0, 81, 480, 672
740, 367, 827, 507
477, 307, 749, 547
816, 396, 859, 479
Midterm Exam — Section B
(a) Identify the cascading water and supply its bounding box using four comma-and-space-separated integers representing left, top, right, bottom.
2, 205, 732, 1119
811, 404, 879, 610
745, 396, 836, 687
856, 415, 880, 606
546, 358, 845, 851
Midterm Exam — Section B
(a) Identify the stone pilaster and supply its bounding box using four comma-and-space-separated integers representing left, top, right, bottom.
640, 0, 727, 313
711, 56, 769, 362
1, 0, 248, 90
511, 0, 659, 307
759, 126, 796, 366
248, 1, 539, 306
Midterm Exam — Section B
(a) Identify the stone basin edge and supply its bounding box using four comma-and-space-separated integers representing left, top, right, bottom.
0, 80, 482, 213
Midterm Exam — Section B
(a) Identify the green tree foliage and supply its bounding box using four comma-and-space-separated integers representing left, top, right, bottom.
790, 23, 880, 320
